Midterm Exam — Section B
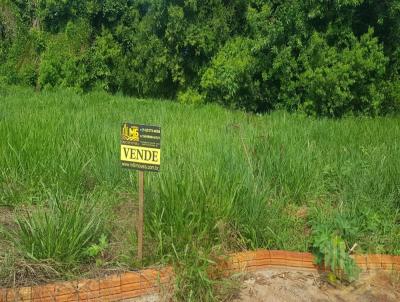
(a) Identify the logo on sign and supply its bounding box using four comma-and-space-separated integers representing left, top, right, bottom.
122, 123, 139, 142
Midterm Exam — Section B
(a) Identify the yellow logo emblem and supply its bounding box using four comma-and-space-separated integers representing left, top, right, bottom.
122, 123, 139, 142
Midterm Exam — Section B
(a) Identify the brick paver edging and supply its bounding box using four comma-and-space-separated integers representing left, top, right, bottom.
1, 250, 399, 301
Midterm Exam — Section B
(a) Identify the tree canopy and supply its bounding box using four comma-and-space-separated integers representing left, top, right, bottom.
1, 0, 399, 116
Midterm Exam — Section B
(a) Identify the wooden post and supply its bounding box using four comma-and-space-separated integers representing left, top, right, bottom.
138, 170, 144, 262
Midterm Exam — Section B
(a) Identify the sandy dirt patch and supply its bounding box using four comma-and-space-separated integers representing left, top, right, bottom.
123, 268, 400, 302
232, 268, 400, 302
123, 294, 160, 302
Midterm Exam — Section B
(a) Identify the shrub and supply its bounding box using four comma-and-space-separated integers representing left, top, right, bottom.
177, 88, 205, 105
82, 29, 121, 92
296, 29, 388, 117
381, 79, 400, 115
117, 34, 174, 97
3, 29, 40, 86
38, 20, 91, 90
201, 37, 262, 111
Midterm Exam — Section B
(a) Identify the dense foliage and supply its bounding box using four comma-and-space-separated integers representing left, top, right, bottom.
1, 0, 399, 116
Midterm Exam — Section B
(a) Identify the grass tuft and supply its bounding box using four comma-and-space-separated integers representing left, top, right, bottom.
9, 197, 106, 268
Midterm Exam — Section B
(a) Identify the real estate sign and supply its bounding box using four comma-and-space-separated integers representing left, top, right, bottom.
120, 123, 161, 172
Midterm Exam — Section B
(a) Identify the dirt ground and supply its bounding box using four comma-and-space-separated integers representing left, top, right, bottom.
124, 294, 160, 302
231, 268, 400, 302
125, 268, 400, 302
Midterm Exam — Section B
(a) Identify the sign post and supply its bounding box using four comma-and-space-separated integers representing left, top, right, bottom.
120, 123, 161, 262
138, 170, 144, 261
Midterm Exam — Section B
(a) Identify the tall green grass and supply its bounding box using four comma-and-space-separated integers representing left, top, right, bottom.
1, 86, 400, 295
10, 196, 106, 266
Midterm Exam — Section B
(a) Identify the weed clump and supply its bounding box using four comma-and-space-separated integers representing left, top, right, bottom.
9, 197, 107, 269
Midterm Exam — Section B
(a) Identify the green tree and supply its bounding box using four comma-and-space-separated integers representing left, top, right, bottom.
1, 0, 399, 116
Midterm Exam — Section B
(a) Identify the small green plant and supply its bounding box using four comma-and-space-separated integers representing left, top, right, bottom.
312, 230, 360, 283
85, 234, 108, 266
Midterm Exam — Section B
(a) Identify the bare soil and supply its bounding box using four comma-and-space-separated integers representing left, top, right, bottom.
232, 268, 400, 302
124, 268, 400, 302
123, 294, 161, 302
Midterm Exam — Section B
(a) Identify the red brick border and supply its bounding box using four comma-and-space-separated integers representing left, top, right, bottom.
0, 267, 173, 302
1, 251, 399, 301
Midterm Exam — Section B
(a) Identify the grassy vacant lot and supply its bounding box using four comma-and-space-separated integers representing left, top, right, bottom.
0, 86, 399, 297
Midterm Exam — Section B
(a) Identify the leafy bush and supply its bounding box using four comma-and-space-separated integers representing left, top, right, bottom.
2, 29, 40, 86
177, 88, 205, 105
80, 29, 121, 92
0, 1, 17, 72
10, 198, 106, 267
117, 34, 174, 97
382, 79, 400, 114
201, 37, 261, 111
38, 20, 91, 90
36, 0, 87, 32
297, 29, 388, 117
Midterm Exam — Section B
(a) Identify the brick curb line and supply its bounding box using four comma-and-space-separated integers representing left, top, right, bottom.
1, 250, 399, 301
